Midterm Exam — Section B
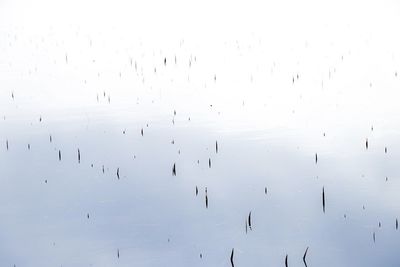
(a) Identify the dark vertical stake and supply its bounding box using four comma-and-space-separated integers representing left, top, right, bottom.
322, 187, 326, 213
205, 187, 208, 208
230, 248, 234, 267
248, 212, 252, 230
172, 163, 176, 176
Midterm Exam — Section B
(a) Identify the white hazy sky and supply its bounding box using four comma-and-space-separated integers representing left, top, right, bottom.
1, 0, 400, 131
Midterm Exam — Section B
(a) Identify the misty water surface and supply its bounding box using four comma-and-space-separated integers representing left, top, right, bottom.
1, 0, 400, 266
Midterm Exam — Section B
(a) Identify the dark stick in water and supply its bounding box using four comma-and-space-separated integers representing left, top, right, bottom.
172, 163, 176, 176
205, 187, 208, 208
248, 212, 252, 230
230, 248, 234, 267
322, 187, 326, 213
303, 247, 309, 267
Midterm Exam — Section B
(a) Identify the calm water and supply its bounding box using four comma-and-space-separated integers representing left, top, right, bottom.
1, 0, 400, 266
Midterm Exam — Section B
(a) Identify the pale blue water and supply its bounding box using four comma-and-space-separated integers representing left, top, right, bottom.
1, 112, 400, 266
